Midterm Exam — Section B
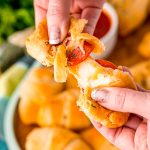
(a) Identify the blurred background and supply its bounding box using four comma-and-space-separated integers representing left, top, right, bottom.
1, 0, 150, 150
0, 0, 34, 44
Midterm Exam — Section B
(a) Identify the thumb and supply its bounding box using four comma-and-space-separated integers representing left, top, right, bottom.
91, 87, 150, 119
47, 0, 71, 44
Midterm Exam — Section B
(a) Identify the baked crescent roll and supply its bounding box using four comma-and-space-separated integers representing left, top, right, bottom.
80, 127, 118, 150
19, 67, 64, 124
69, 58, 137, 128
26, 127, 91, 150
26, 19, 53, 67
19, 67, 91, 129
20, 67, 65, 98
54, 89, 91, 129
26, 18, 137, 128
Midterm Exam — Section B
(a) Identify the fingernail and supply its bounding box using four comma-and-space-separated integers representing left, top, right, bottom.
49, 27, 60, 45
91, 89, 109, 103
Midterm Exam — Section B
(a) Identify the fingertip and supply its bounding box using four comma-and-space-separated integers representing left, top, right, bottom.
48, 26, 61, 45
91, 88, 109, 103
49, 39, 60, 45
47, 17, 69, 44
91, 89, 98, 100
47, 0, 70, 44
48, 17, 69, 44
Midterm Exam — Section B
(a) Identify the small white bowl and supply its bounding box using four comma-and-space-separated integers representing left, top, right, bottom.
91, 2, 118, 59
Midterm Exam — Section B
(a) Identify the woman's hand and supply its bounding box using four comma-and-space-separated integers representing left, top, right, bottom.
91, 87, 150, 150
34, 0, 105, 44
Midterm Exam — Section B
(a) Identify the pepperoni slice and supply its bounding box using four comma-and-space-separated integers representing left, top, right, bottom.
67, 41, 93, 66
96, 59, 117, 69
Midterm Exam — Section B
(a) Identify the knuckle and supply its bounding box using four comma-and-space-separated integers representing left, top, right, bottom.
134, 123, 148, 150
48, 4, 64, 16
34, 0, 48, 9
114, 90, 126, 109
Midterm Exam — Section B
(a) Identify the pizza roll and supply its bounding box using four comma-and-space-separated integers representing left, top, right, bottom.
26, 18, 137, 128
19, 67, 91, 129
26, 127, 91, 150
69, 58, 137, 128
26, 17, 104, 82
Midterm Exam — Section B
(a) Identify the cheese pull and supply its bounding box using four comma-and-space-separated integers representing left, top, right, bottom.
69, 58, 137, 128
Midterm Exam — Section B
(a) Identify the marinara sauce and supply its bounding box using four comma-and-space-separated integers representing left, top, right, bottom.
94, 10, 111, 39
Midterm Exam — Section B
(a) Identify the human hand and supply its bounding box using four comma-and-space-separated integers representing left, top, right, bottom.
91, 86, 150, 150
34, 0, 105, 44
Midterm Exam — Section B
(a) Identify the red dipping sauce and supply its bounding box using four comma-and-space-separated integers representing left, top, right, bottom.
94, 10, 111, 39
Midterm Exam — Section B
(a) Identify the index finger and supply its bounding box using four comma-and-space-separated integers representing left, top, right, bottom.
34, 0, 48, 28
81, 7, 101, 34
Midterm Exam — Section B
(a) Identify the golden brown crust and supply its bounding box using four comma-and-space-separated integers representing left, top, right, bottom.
19, 67, 65, 125
26, 19, 54, 66
69, 17, 88, 40
69, 58, 136, 128
25, 127, 91, 150
19, 67, 91, 129
19, 67, 65, 104
78, 93, 129, 128
54, 89, 91, 129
